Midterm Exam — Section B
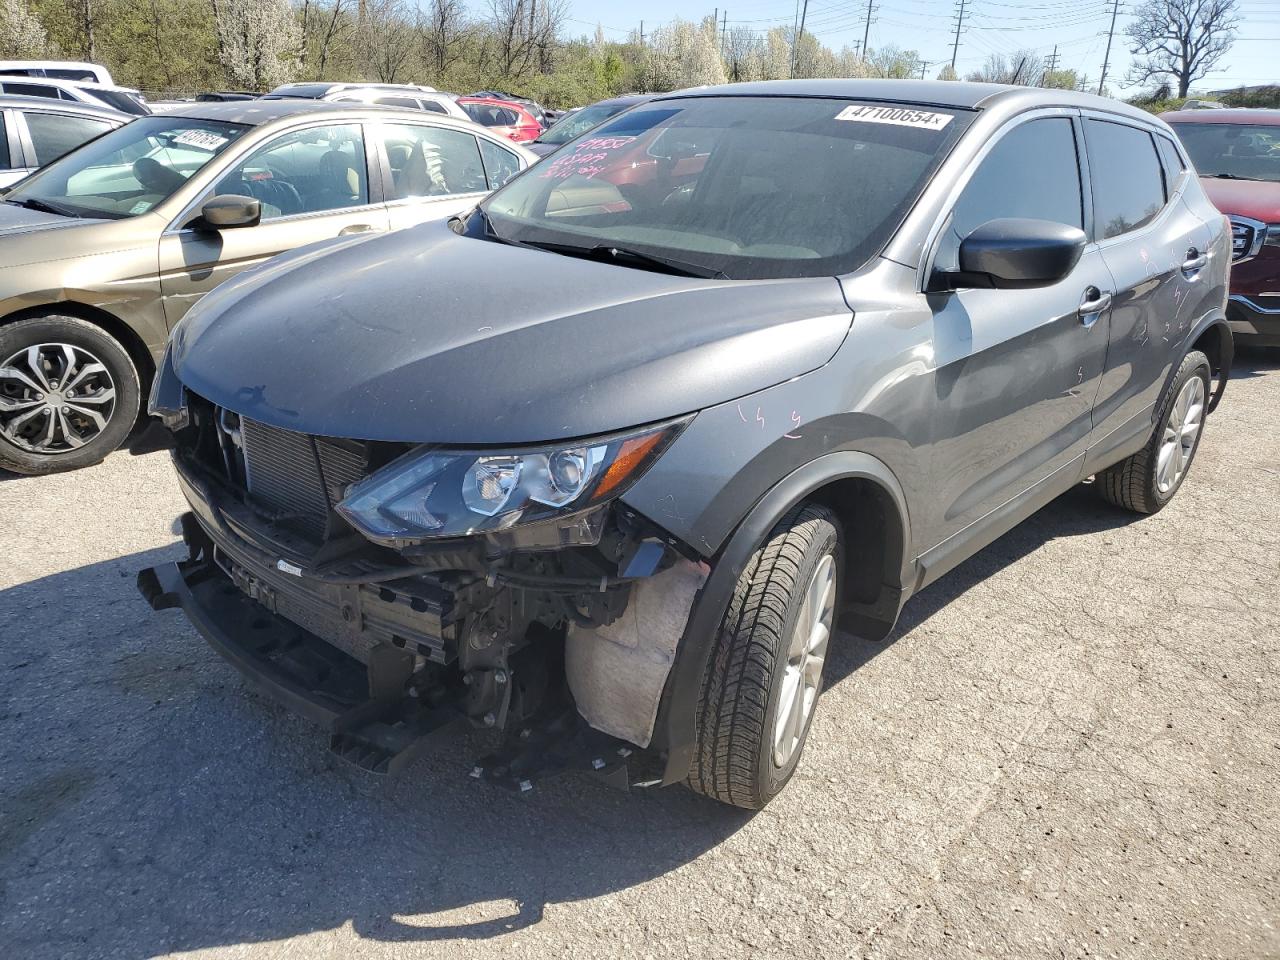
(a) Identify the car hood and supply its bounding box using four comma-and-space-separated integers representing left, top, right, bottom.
1199, 176, 1280, 222
171, 222, 854, 444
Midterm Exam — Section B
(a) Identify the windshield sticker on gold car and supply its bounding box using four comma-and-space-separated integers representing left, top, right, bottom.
834, 105, 953, 131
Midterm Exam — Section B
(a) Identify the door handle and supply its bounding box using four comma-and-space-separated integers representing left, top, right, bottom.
1078, 286, 1112, 327
339, 223, 377, 235
1181, 248, 1208, 277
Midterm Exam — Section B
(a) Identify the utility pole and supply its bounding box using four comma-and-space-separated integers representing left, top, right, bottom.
919, 60, 929, 80
721, 10, 728, 58
950, 0, 967, 72
792, 0, 809, 78
861, 0, 875, 65
789, 0, 800, 77
639, 20, 644, 46
1097, 0, 1121, 96
1041, 44, 1058, 85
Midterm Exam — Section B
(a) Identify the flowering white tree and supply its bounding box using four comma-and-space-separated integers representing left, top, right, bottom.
645, 18, 727, 91
212, 0, 301, 90
0, 0, 52, 58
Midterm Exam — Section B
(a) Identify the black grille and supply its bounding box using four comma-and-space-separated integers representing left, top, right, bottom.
239, 419, 369, 541
1231, 218, 1259, 262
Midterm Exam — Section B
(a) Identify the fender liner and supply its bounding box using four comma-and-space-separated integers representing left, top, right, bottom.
651, 450, 913, 786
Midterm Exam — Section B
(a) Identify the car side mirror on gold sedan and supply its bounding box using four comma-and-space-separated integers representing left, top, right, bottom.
199, 194, 261, 230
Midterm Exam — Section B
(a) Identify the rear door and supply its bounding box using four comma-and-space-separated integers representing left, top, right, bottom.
923, 112, 1113, 545
1083, 116, 1212, 469
371, 121, 511, 231
16, 109, 117, 167
158, 121, 389, 327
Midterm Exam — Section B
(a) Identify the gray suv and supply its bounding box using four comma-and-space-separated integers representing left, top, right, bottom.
140, 80, 1232, 809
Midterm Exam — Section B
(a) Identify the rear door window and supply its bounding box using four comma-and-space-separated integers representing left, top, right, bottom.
24, 112, 114, 165
1155, 135, 1186, 197
935, 116, 1083, 272
377, 123, 487, 199
478, 137, 521, 188
1084, 119, 1166, 239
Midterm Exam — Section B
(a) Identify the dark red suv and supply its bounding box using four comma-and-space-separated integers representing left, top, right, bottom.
1164, 108, 1280, 346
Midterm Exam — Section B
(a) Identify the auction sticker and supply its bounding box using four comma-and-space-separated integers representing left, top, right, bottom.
834, 105, 952, 130
173, 129, 229, 151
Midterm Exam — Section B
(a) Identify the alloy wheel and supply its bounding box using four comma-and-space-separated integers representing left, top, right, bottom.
0, 343, 117, 455
1155, 374, 1205, 495
773, 552, 835, 768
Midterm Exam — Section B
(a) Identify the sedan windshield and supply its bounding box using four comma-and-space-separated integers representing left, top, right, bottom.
5, 116, 250, 218
481, 96, 971, 279
537, 102, 632, 146
1169, 122, 1280, 182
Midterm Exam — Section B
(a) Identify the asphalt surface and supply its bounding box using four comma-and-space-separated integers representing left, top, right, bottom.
1, 351, 1278, 960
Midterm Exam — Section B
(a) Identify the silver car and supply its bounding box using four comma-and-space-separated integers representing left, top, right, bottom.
0, 95, 128, 188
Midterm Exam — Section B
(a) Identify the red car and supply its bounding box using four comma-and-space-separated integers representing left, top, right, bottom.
1164, 108, 1280, 346
457, 96, 541, 144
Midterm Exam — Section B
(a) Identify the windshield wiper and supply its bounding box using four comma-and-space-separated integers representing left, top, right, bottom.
515, 239, 726, 279
1210, 173, 1261, 181
6, 196, 81, 218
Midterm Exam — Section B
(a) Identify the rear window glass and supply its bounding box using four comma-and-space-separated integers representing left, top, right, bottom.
1084, 119, 1165, 239
465, 104, 518, 127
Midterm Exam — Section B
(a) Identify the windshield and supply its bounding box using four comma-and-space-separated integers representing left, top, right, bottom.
481, 96, 970, 280
538, 102, 631, 145
5, 116, 250, 219
1169, 122, 1280, 182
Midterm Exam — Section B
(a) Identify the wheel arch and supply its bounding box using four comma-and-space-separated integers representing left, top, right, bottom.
653, 450, 914, 786
0, 301, 157, 415
1177, 311, 1232, 414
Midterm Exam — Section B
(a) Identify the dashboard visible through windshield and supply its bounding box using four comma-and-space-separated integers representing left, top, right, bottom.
481, 96, 972, 279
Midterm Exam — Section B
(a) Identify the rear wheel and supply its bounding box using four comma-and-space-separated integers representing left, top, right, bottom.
0, 315, 140, 475
1097, 349, 1211, 514
688, 503, 841, 809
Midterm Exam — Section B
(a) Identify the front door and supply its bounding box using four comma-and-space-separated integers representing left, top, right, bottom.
924, 114, 1111, 547
158, 122, 388, 327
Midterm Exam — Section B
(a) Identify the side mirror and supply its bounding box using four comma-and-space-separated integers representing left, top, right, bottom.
198, 194, 261, 230
946, 218, 1087, 290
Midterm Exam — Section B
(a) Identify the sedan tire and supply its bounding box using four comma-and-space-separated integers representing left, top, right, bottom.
688, 503, 842, 809
0, 315, 141, 475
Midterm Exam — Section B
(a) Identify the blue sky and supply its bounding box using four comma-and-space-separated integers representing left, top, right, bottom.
565, 0, 1280, 93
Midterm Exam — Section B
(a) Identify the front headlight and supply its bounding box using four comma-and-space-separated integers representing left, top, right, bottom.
336, 419, 687, 545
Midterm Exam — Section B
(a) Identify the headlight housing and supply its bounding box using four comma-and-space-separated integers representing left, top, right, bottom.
336, 419, 687, 546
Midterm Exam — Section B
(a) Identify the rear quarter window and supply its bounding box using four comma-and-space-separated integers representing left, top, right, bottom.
1155, 134, 1186, 196
1084, 119, 1166, 240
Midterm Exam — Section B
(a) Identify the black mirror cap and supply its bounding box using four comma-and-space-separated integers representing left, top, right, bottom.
956, 217, 1087, 289
199, 194, 261, 230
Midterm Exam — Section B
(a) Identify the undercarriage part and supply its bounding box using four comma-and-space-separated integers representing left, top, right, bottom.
565, 558, 709, 748
472, 707, 633, 793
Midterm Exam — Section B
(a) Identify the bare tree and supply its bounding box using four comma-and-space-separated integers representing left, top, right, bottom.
420, 0, 468, 77
488, 0, 567, 80
0, 0, 52, 57
966, 49, 1042, 85
300, 0, 354, 79
1126, 0, 1238, 97
362, 0, 415, 82
723, 24, 760, 81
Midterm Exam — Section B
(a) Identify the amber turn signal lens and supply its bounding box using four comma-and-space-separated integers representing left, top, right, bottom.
592, 431, 668, 502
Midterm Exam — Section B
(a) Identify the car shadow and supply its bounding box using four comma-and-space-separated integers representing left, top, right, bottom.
0, 479, 1155, 956
1229, 344, 1280, 380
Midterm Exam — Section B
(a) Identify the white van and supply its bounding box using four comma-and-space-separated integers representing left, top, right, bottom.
0, 60, 115, 85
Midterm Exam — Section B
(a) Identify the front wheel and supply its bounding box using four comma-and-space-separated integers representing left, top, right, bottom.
0, 315, 141, 475
688, 503, 841, 809
1097, 349, 1211, 514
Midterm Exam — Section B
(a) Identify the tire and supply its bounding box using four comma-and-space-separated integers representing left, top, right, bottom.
1097, 349, 1211, 514
688, 503, 842, 809
0, 315, 141, 475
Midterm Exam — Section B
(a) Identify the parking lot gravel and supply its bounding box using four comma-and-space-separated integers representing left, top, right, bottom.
1, 351, 1277, 960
